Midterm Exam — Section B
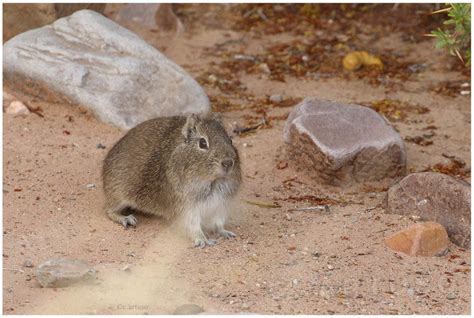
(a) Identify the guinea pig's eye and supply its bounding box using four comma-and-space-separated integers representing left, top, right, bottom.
199, 138, 208, 149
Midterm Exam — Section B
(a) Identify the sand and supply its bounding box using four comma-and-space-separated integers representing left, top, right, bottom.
3, 4, 470, 314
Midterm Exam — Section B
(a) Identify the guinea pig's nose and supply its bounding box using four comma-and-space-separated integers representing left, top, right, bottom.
221, 158, 234, 172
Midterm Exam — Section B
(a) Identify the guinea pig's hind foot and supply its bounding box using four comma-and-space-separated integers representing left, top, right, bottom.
107, 208, 137, 229
218, 229, 236, 239
120, 214, 137, 228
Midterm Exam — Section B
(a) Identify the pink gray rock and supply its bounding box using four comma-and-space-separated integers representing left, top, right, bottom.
283, 98, 406, 186
385, 172, 471, 248
36, 258, 96, 288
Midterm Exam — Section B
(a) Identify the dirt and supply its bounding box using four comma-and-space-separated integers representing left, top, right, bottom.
3, 3, 471, 314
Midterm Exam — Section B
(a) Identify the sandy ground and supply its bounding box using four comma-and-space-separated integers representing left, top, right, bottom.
3, 4, 471, 314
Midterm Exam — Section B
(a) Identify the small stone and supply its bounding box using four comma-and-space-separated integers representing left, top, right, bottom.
285, 214, 292, 221
312, 251, 321, 258
327, 264, 334, 270
6, 101, 30, 117
319, 289, 330, 300
446, 292, 457, 300
385, 172, 470, 248
23, 259, 34, 268
208, 74, 218, 84
284, 98, 406, 186
384, 222, 450, 257
292, 279, 298, 286
173, 304, 204, 315
234, 54, 256, 61
86, 183, 96, 189
257, 63, 271, 74
36, 259, 96, 288
96, 143, 106, 149
269, 94, 283, 103
407, 63, 427, 73
121, 264, 132, 272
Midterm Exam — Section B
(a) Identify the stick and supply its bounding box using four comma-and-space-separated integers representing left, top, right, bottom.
243, 199, 281, 208
288, 205, 330, 213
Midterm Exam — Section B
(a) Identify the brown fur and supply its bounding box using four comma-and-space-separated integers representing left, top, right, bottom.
102, 113, 241, 247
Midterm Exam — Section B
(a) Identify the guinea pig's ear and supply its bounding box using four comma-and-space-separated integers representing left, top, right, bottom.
182, 113, 199, 142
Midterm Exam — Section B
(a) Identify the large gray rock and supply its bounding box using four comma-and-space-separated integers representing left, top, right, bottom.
385, 172, 471, 248
283, 98, 406, 186
3, 10, 209, 129
36, 259, 96, 288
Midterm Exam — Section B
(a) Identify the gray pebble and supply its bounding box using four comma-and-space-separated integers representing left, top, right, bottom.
446, 292, 457, 300
173, 304, 204, 315
269, 94, 283, 103
23, 259, 34, 268
36, 258, 96, 288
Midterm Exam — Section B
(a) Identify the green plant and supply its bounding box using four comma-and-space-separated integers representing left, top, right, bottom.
430, 3, 471, 65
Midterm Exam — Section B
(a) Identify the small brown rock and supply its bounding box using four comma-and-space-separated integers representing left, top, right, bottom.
384, 222, 450, 256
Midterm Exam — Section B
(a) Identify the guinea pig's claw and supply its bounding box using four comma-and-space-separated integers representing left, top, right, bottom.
219, 230, 236, 239
121, 215, 137, 228
194, 238, 216, 248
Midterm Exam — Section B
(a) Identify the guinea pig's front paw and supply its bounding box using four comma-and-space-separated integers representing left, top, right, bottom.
218, 229, 236, 239
193, 237, 216, 248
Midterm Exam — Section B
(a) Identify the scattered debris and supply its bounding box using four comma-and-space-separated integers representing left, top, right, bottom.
361, 99, 429, 122
243, 199, 281, 208
405, 135, 433, 146
423, 154, 470, 178
233, 117, 268, 135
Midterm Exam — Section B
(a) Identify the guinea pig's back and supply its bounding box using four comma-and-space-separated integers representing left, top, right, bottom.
102, 117, 185, 199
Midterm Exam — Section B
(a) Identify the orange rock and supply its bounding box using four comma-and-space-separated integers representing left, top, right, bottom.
384, 222, 450, 256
